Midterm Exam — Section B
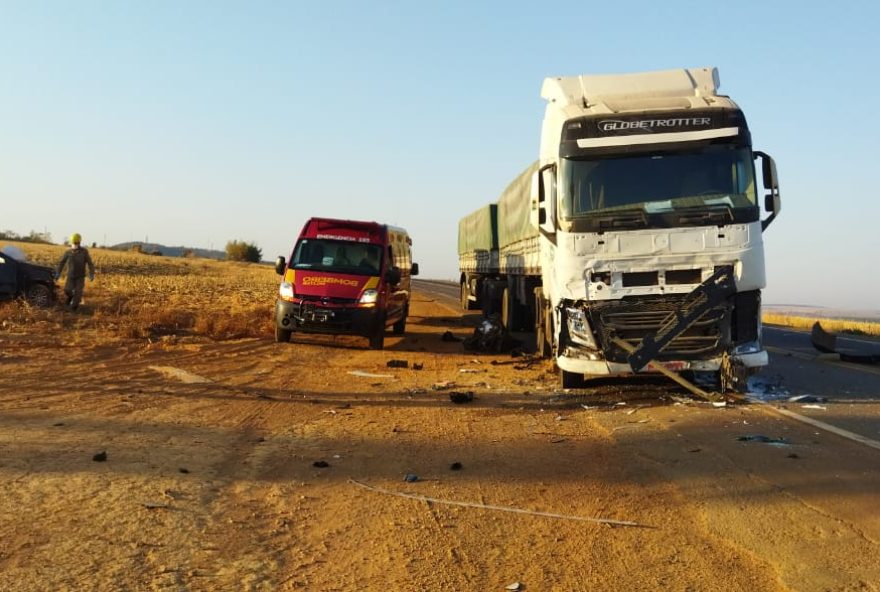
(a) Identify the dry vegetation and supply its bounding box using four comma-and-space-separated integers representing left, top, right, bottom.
5, 239, 878, 342
762, 312, 880, 337
0, 240, 277, 343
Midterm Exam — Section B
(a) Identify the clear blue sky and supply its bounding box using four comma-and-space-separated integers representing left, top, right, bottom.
2, 1, 878, 310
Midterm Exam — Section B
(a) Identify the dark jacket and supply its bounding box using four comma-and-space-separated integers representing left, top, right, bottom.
57, 247, 95, 282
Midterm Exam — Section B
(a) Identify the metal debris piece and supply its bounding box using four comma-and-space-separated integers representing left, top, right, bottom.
811, 322, 880, 363
736, 435, 788, 445
403, 474, 420, 483
449, 391, 474, 404
313, 460, 330, 468
92, 451, 107, 462
386, 359, 409, 368
347, 370, 394, 378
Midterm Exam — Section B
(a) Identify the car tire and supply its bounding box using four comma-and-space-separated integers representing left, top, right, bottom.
26, 284, 53, 308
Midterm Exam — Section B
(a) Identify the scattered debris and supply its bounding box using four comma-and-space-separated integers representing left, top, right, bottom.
386, 359, 409, 368
413, 363, 424, 371
458, 368, 483, 373
347, 370, 393, 378
178, 468, 190, 474
404, 387, 428, 395
506, 583, 522, 591
801, 404, 827, 411
313, 460, 330, 468
788, 395, 828, 403
92, 451, 107, 462
53, 422, 65, 427
432, 381, 455, 391
736, 435, 788, 445
787, 453, 800, 459
441, 331, 461, 342
811, 322, 880, 364
348, 479, 649, 527
149, 365, 211, 384
450, 462, 463, 471
142, 502, 169, 510
403, 474, 420, 483
462, 315, 521, 353
449, 391, 474, 404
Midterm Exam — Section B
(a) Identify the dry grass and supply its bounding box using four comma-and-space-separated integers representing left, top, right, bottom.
1, 240, 277, 343
762, 313, 880, 337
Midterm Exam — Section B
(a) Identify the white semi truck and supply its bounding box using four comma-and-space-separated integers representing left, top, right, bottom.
458, 67, 781, 389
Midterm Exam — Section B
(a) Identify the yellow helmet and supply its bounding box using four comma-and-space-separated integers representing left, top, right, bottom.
70, 233, 82, 245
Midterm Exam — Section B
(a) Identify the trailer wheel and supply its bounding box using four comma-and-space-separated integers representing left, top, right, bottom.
501, 288, 518, 330
275, 326, 292, 343
460, 282, 476, 311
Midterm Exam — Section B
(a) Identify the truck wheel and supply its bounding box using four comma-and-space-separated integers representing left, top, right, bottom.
26, 284, 53, 308
392, 305, 408, 335
559, 368, 585, 389
501, 288, 514, 329
275, 326, 292, 343
460, 282, 474, 311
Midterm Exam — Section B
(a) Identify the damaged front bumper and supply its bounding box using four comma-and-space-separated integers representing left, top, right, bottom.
556, 348, 768, 376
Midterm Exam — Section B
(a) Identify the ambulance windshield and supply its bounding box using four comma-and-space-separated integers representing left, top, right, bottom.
291, 240, 382, 276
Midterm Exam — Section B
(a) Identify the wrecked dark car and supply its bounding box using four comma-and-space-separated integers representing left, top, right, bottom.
0, 250, 57, 307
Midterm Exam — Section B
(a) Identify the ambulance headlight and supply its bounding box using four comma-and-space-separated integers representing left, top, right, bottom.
279, 281, 295, 299
359, 289, 378, 304
566, 307, 596, 348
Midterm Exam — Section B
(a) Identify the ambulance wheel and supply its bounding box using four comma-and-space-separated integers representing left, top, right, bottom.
275, 326, 292, 343
369, 316, 386, 350
392, 306, 408, 335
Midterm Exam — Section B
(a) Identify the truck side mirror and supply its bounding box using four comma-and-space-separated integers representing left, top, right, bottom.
411, 263, 419, 276
530, 164, 557, 235
386, 267, 402, 285
274, 256, 286, 275
754, 151, 781, 231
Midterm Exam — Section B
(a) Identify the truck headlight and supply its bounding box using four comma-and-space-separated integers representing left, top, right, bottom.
279, 281, 294, 299
359, 289, 378, 304
566, 307, 596, 348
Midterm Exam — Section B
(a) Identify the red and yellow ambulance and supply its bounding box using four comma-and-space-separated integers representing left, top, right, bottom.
274, 217, 418, 349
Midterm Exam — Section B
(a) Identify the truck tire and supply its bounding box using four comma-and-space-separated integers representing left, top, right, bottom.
559, 368, 585, 389
460, 282, 476, 311
534, 288, 551, 357
275, 326, 292, 343
392, 305, 408, 335
25, 284, 53, 308
501, 288, 514, 329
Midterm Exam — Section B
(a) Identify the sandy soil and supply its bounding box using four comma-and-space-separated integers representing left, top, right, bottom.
2, 292, 880, 591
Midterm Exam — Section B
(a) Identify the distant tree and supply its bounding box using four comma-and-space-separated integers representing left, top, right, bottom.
225, 240, 262, 263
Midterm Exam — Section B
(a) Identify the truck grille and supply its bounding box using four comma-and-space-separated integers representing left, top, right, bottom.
588, 295, 731, 363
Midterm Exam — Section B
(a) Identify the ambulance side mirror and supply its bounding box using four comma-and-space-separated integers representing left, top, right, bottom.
274, 256, 286, 275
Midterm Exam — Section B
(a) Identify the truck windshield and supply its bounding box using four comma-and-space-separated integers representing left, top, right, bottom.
291, 240, 383, 276
559, 147, 758, 227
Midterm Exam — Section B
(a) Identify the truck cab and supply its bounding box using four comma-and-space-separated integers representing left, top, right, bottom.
273, 217, 418, 350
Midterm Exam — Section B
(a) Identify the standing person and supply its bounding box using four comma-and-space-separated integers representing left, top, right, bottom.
55, 233, 95, 311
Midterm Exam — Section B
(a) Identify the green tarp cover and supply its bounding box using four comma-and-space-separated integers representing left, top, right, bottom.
497, 161, 539, 249
457, 204, 498, 255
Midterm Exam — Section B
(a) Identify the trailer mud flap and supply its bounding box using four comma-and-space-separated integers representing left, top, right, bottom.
627, 265, 737, 372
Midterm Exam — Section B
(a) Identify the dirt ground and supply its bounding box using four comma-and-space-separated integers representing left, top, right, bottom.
2, 291, 880, 591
